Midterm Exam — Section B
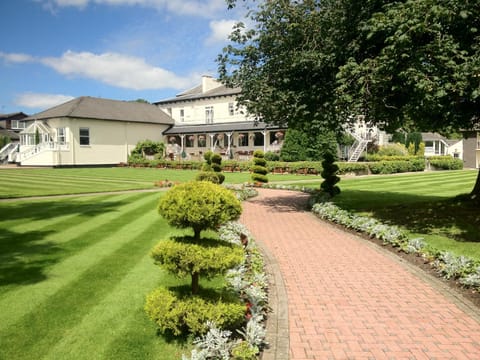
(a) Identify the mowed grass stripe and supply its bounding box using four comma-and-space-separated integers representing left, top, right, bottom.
1, 175, 147, 191
2, 193, 136, 233
0, 192, 161, 327
0, 192, 153, 294
43, 251, 181, 360
0, 212, 168, 360
0, 172, 152, 185
342, 171, 476, 194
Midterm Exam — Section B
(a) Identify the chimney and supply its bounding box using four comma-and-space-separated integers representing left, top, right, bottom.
201, 75, 221, 93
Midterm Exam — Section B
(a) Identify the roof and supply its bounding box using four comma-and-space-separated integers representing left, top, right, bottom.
421, 132, 447, 141
163, 121, 283, 135
0, 112, 29, 120
0, 127, 20, 140
25, 96, 174, 125
155, 84, 241, 105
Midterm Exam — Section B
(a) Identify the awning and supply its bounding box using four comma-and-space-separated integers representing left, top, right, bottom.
162, 121, 284, 135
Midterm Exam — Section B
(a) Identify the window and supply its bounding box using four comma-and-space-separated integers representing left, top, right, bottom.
57, 128, 66, 144
205, 106, 214, 124
228, 102, 235, 116
11, 120, 26, 130
253, 132, 264, 146
186, 135, 195, 147
79, 128, 90, 146
180, 109, 185, 122
238, 132, 248, 147
198, 134, 207, 148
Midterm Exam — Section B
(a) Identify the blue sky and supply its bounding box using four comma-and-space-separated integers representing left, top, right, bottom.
0, 0, 244, 115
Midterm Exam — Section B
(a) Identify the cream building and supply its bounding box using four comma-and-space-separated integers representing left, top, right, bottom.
16, 96, 174, 166
155, 76, 286, 160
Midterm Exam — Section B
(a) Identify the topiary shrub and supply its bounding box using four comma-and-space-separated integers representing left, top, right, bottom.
196, 171, 221, 183
320, 152, 340, 196
158, 181, 242, 241
251, 150, 268, 183
151, 236, 244, 294
145, 287, 245, 336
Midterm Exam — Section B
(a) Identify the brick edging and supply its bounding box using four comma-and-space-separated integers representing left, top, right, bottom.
254, 236, 290, 360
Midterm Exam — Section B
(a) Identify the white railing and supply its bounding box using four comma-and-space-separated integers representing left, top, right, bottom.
0, 142, 19, 163
346, 129, 371, 162
18, 142, 69, 162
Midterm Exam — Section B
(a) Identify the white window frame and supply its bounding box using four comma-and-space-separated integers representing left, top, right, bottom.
205, 106, 214, 124
57, 127, 66, 144
79, 127, 90, 146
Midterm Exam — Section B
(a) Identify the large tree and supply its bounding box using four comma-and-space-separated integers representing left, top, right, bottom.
219, 0, 480, 197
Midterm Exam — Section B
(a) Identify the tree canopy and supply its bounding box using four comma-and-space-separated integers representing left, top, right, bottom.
219, 0, 480, 195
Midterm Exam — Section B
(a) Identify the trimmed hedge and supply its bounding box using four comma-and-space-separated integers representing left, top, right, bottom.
368, 159, 425, 174
145, 287, 245, 336
428, 156, 463, 170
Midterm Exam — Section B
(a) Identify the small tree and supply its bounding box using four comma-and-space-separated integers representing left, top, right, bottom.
158, 181, 242, 241
155, 181, 243, 295
150, 237, 244, 294
320, 152, 340, 197
196, 151, 225, 184
251, 150, 268, 184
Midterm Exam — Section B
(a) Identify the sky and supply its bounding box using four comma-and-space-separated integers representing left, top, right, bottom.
0, 0, 246, 115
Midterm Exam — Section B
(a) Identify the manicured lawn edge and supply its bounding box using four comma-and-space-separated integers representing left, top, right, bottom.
246, 183, 480, 296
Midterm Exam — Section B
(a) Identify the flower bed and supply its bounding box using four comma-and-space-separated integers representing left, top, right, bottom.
311, 202, 480, 292
183, 221, 268, 360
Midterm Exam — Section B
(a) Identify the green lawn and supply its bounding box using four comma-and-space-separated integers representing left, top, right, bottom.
0, 191, 206, 359
0, 167, 320, 198
291, 170, 480, 260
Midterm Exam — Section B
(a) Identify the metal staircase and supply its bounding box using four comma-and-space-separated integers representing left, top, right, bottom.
0, 142, 19, 163
346, 130, 371, 162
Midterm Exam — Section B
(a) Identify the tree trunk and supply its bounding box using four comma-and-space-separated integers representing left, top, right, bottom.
469, 170, 480, 201
191, 272, 199, 295
193, 227, 201, 242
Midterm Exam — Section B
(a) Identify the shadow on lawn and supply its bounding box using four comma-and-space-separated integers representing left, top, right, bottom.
335, 190, 480, 243
0, 199, 128, 287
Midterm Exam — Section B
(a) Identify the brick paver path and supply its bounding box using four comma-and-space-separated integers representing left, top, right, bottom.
240, 189, 480, 360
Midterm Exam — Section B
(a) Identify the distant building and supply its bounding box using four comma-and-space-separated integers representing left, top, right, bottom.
463, 130, 480, 168
15, 97, 173, 166
421, 132, 463, 159
155, 75, 285, 160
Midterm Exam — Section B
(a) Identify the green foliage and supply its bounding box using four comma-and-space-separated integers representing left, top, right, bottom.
336, 0, 480, 133
377, 143, 409, 157
368, 159, 425, 174
158, 181, 242, 240
320, 152, 340, 197
251, 151, 268, 183
131, 139, 165, 156
151, 237, 244, 283
364, 154, 422, 162
251, 173, 268, 184
429, 156, 463, 170
250, 165, 268, 176
231, 341, 258, 360
280, 129, 339, 162
336, 162, 369, 175
264, 151, 280, 161
196, 171, 221, 184
0, 135, 10, 149
145, 287, 245, 336
405, 132, 422, 155
201, 151, 224, 183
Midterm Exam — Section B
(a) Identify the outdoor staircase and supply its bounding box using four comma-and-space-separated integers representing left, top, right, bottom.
0, 142, 19, 163
347, 131, 371, 162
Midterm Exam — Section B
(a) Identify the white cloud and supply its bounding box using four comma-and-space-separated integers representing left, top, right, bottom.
0, 52, 35, 64
15, 93, 75, 109
40, 50, 194, 90
40, 0, 225, 17
205, 19, 236, 45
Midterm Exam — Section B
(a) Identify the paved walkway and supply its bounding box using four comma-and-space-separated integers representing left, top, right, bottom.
240, 189, 480, 360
